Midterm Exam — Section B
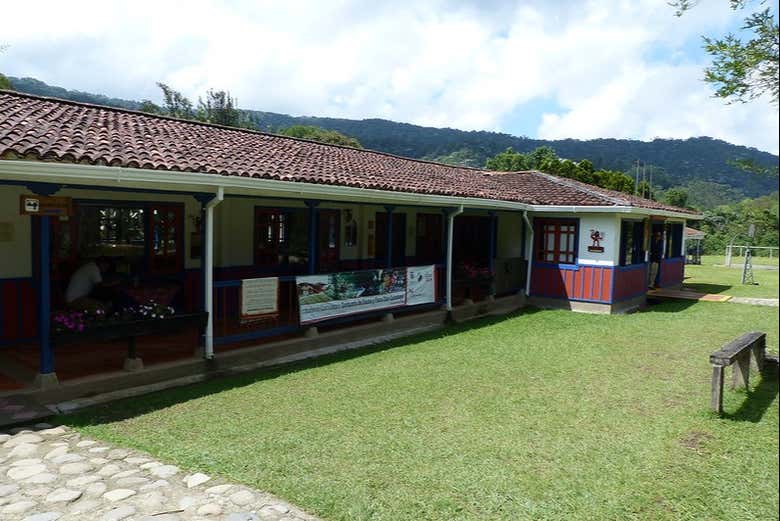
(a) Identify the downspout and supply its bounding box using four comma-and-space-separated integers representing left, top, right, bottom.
445, 205, 464, 311
203, 186, 224, 359
523, 211, 533, 297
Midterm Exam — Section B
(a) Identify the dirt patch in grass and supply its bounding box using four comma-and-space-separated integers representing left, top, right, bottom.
679, 430, 714, 451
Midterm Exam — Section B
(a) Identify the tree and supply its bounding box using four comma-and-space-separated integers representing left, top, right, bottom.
138, 99, 162, 115
662, 187, 689, 208
673, 1, 779, 105
485, 148, 530, 171
156, 82, 194, 119
0, 44, 11, 90
279, 125, 363, 148
485, 147, 639, 195
197, 89, 240, 127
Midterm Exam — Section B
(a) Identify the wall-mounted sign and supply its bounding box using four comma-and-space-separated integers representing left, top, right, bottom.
19, 195, 73, 217
241, 277, 279, 320
297, 268, 406, 324
587, 229, 605, 253
406, 265, 436, 306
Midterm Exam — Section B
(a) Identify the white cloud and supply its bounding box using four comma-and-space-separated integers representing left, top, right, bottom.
1, 0, 777, 153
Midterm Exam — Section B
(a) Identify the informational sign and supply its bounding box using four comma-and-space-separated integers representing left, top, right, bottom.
241, 277, 279, 319
19, 195, 73, 217
406, 265, 436, 306
297, 268, 406, 325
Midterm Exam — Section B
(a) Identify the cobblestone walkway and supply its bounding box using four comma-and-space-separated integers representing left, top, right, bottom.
1, 423, 320, 521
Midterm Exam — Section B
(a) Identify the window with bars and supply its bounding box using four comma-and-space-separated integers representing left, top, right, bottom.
665, 222, 684, 258
254, 207, 310, 269
619, 220, 645, 266
535, 219, 577, 264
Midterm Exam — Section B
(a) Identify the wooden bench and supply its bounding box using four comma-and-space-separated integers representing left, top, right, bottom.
709, 331, 766, 414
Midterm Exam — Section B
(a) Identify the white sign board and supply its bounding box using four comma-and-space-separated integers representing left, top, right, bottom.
241, 277, 279, 317
406, 265, 436, 306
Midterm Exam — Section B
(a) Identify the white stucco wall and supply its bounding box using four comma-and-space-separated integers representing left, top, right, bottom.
528, 212, 621, 266
0, 185, 32, 278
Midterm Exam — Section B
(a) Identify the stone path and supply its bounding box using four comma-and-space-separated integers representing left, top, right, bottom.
729, 297, 780, 307
1, 423, 320, 521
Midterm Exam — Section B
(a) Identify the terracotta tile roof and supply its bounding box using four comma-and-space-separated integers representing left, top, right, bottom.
0, 90, 696, 215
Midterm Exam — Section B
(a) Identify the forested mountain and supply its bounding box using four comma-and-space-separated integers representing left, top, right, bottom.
7, 76, 779, 202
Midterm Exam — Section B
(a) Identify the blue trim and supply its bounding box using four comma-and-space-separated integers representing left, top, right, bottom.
214, 274, 296, 288
533, 262, 580, 271
305, 200, 319, 275
616, 262, 648, 272
38, 216, 53, 374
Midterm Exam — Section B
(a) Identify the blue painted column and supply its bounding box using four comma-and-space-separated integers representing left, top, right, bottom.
38, 215, 54, 376
306, 200, 319, 274
385, 206, 394, 268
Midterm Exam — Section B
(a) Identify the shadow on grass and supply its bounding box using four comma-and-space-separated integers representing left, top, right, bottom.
682, 282, 735, 295
722, 365, 779, 423
61, 307, 543, 428
641, 298, 700, 312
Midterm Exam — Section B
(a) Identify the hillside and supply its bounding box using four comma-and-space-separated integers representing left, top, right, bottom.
7, 76, 779, 202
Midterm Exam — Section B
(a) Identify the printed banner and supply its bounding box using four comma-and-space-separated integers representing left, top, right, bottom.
297, 268, 407, 324
241, 277, 279, 318
406, 265, 436, 306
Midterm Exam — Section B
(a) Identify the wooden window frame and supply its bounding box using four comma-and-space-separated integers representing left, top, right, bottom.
534, 218, 578, 265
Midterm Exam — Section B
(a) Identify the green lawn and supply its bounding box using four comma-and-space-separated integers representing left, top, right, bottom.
700, 254, 779, 267
64, 301, 779, 521
684, 261, 779, 298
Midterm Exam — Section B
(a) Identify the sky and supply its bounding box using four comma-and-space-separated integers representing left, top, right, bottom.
2, 0, 778, 154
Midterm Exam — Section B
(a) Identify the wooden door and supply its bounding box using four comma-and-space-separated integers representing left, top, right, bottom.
318, 209, 340, 272
148, 204, 184, 275
375, 212, 406, 267
415, 213, 443, 265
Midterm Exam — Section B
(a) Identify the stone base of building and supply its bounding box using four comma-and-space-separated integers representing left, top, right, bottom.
450, 293, 526, 323
529, 293, 646, 314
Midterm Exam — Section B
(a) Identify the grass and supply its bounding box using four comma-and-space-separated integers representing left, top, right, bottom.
63, 301, 779, 521
684, 261, 779, 299
700, 254, 779, 267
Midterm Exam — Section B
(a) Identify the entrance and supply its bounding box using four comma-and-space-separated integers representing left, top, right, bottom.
375, 212, 406, 267
649, 222, 664, 288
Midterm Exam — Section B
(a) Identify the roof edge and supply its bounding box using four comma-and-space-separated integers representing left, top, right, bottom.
0, 88, 490, 174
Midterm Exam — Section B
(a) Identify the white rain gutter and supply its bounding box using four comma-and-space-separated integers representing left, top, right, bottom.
203, 187, 224, 359
522, 211, 534, 296
446, 205, 465, 311
0, 160, 700, 219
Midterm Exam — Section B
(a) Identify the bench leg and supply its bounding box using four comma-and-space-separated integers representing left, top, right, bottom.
731, 354, 749, 390
711, 365, 724, 414
124, 336, 143, 371
750, 338, 766, 372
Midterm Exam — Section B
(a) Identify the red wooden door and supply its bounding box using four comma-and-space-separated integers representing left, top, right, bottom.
318, 210, 340, 272
148, 204, 184, 275
254, 208, 285, 267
